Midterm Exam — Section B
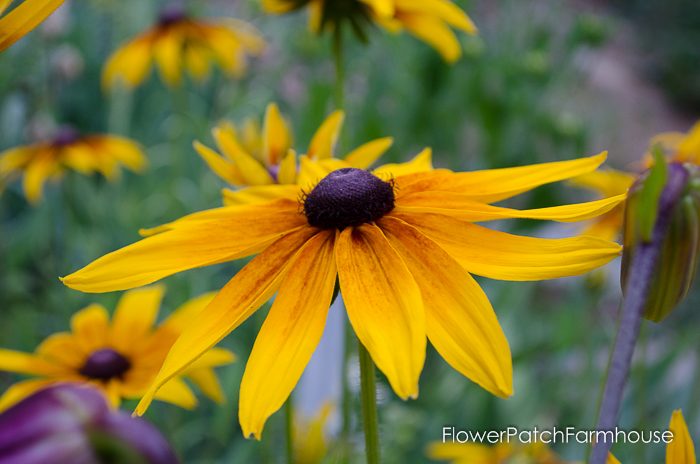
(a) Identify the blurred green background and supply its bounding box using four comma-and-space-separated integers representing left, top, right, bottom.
1, 0, 699, 462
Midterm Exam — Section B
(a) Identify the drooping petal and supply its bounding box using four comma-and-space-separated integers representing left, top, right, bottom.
71, 304, 111, 352
360, 0, 394, 17
667, 410, 696, 464
152, 377, 197, 410
0, 0, 64, 52
240, 231, 336, 439
395, 0, 477, 33
61, 201, 305, 293
262, 103, 292, 166
343, 137, 394, 169
393, 211, 622, 281
110, 285, 165, 353
22, 154, 57, 204
134, 226, 318, 416
186, 368, 225, 404
379, 217, 512, 397
307, 111, 344, 160
335, 224, 426, 399
102, 35, 153, 89
396, 13, 462, 63
152, 29, 183, 87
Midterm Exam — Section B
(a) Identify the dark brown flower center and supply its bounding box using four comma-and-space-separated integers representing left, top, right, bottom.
158, 6, 188, 27
52, 127, 80, 147
303, 168, 395, 230
79, 348, 131, 381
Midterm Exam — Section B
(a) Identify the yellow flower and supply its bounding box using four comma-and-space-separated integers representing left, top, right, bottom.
62, 150, 624, 439
609, 409, 696, 464
0, 0, 64, 52
0, 127, 147, 204
569, 169, 636, 242
427, 440, 571, 464
194, 102, 394, 199
102, 7, 265, 89
0, 286, 235, 411
650, 121, 700, 165
263, 0, 477, 63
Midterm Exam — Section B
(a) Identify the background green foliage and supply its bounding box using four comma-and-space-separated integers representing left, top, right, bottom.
1, 0, 698, 463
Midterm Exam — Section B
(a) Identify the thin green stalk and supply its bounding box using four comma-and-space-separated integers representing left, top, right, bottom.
332, 26, 345, 110
285, 398, 294, 464
341, 313, 352, 456
358, 341, 380, 464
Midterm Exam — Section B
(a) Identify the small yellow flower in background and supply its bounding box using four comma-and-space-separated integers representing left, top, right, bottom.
428, 440, 572, 463
294, 403, 334, 464
650, 121, 700, 165
609, 409, 696, 464
62, 146, 624, 439
194, 102, 394, 204
102, 6, 265, 90
0, 286, 234, 411
263, 0, 476, 63
0, 127, 146, 204
569, 169, 636, 242
0, 0, 64, 52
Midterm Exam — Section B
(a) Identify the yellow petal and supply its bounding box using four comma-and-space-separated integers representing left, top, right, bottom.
36, 332, 85, 369
396, 13, 462, 63
297, 155, 335, 191
426, 442, 495, 462
153, 376, 198, 409
100, 136, 147, 173
393, 211, 622, 281
677, 121, 700, 163
0, 379, 54, 412
0, 0, 64, 52
184, 44, 212, 82
23, 153, 56, 204
61, 201, 305, 293
157, 292, 217, 338
373, 147, 433, 180
398, 152, 608, 202
186, 347, 236, 369
111, 285, 165, 353
277, 149, 298, 184
335, 224, 426, 399
186, 368, 225, 404
71, 304, 110, 352
360, 0, 394, 16
134, 227, 318, 416
0, 146, 31, 174
307, 111, 344, 160
569, 169, 636, 198
203, 25, 247, 78
214, 125, 274, 185
395, 0, 477, 33
379, 217, 512, 397
261, 0, 295, 13
0, 349, 63, 376
193, 140, 243, 185
222, 184, 301, 206
343, 137, 394, 169
240, 231, 336, 439
102, 35, 153, 90
263, 103, 292, 166
667, 410, 696, 464
153, 29, 183, 87
607, 453, 622, 464
396, 191, 627, 223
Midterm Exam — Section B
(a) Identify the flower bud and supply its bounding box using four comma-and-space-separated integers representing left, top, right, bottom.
0, 384, 178, 464
621, 162, 700, 322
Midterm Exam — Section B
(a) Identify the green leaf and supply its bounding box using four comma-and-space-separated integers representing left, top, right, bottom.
637, 146, 668, 242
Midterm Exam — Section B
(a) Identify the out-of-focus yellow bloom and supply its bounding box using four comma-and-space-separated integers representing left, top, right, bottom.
427, 440, 572, 463
609, 410, 696, 464
63, 148, 624, 439
294, 403, 334, 464
0, 0, 64, 52
570, 169, 636, 242
0, 286, 235, 411
650, 121, 700, 165
193, 102, 394, 204
102, 7, 265, 89
263, 0, 476, 63
0, 127, 146, 204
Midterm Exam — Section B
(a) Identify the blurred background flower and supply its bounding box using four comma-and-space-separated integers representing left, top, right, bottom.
0, 0, 64, 52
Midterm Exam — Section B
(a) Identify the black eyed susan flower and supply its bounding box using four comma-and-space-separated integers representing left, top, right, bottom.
193, 102, 394, 204
263, 0, 476, 63
427, 440, 571, 463
0, 127, 146, 204
102, 7, 265, 89
62, 148, 625, 438
0, 0, 64, 52
0, 286, 234, 410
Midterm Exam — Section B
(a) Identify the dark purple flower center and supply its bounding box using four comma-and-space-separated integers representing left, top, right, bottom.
303, 168, 395, 230
79, 348, 131, 381
158, 6, 188, 27
52, 127, 80, 147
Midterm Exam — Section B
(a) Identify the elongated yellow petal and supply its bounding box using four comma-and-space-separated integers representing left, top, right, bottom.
0, 0, 64, 52
336, 224, 426, 399
71, 303, 110, 352
186, 368, 225, 404
134, 227, 318, 416
396, 191, 626, 223
607, 453, 622, 464
156, 292, 217, 338
153, 30, 183, 87
214, 126, 274, 185
393, 211, 622, 281
0, 349, 63, 376
23, 154, 56, 204
62, 202, 305, 292
307, 111, 344, 160
360, 0, 394, 16
379, 217, 512, 397
0, 379, 54, 412
667, 410, 696, 464
263, 103, 292, 166
261, 0, 295, 13
240, 231, 336, 439
343, 137, 393, 169
36, 332, 85, 369
569, 169, 636, 198
102, 35, 153, 89
277, 149, 297, 184
184, 43, 212, 82
193, 140, 243, 185
297, 155, 334, 191
396, 13, 462, 63
111, 285, 165, 353
222, 184, 300, 206
186, 347, 236, 370
373, 147, 433, 180
153, 377, 197, 409
395, 0, 477, 33
0, 147, 31, 174
398, 152, 608, 202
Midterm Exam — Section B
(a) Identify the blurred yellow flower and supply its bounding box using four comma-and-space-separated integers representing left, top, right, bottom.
569, 169, 636, 242
609, 409, 696, 464
0, 0, 63, 52
0, 286, 235, 411
649, 121, 700, 165
427, 440, 572, 463
194, 102, 394, 202
294, 403, 334, 464
263, 0, 477, 63
63, 149, 624, 439
102, 7, 265, 89
0, 127, 146, 204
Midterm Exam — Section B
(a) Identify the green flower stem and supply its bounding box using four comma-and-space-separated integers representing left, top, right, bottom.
358, 341, 380, 464
285, 398, 294, 464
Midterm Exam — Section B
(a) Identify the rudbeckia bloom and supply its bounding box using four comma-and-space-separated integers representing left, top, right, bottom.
0, 286, 234, 410
194, 102, 394, 203
0, 0, 64, 52
0, 127, 146, 204
62, 151, 624, 438
428, 440, 570, 463
608, 410, 696, 464
263, 0, 476, 63
102, 7, 265, 89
